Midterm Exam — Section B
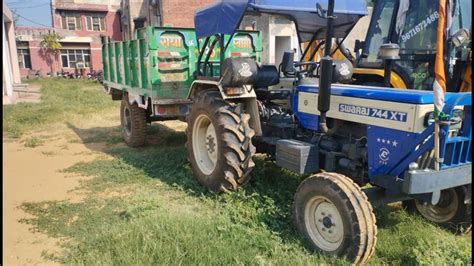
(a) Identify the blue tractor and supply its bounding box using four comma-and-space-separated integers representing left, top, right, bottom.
187, 0, 472, 263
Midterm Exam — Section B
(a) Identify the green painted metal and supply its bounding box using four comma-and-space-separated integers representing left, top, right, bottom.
115, 42, 123, 84
131, 40, 139, 88
102, 26, 263, 102
108, 42, 116, 83
101, 37, 109, 81
123, 41, 130, 86
155, 28, 196, 99
199, 31, 263, 77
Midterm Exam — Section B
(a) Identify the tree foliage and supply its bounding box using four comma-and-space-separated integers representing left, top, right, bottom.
40, 32, 63, 52
40, 32, 63, 76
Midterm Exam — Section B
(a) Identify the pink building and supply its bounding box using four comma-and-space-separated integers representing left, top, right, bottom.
15, 0, 122, 77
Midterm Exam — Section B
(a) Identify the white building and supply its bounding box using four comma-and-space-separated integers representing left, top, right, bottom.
241, 14, 300, 67
3, 3, 22, 104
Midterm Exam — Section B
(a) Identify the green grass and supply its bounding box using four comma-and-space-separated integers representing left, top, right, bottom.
20, 137, 472, 265
24, 136, 44, 148
3, 78, 117, 139
5, 79, 471, 265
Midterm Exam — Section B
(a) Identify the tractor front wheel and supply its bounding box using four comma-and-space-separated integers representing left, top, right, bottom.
186, 90, 256, 192
293, 172, 377, 264
403, 187, 472, 233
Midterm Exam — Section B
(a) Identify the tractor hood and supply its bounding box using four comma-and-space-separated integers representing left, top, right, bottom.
195, 0, 368, 42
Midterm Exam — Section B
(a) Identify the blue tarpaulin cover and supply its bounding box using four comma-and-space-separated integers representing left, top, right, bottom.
195, 0, 368, 41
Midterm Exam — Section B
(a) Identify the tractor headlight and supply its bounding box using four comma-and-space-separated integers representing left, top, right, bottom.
424, 112, 435, 127
424, 109, 464, 127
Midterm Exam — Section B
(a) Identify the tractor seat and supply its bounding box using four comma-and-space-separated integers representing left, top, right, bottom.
254, 65, 280, 89
254, 65, 290, 101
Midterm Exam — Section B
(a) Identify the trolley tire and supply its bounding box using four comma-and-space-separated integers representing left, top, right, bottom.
120, 95, 147, 147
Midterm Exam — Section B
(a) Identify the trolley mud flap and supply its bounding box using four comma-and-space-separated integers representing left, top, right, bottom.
128, 92, 149, 110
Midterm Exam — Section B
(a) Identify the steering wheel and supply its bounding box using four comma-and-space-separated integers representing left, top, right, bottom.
294, 61, 319, 77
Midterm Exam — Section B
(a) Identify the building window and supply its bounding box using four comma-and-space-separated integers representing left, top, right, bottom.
60, 49, 91, 68
17, 48, 32, 69
86, 14, 106, 31
60, 11, 81, 30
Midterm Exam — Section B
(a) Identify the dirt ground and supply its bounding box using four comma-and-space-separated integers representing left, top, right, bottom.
2, 109, 122, 265
3, 135, 102, 265
2, 116, 188, 265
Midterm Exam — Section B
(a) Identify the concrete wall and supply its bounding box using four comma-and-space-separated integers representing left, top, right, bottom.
90, 41, 102, 71
268, 16, 299, 65
241, 14, 299, 65
28, 40, 53, 76
3, 3, 22, 102
120, 0, 149, 40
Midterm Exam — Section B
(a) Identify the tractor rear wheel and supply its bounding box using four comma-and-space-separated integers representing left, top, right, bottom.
186, 90, 256, 192
403, 187, 472, 234
293, 172, 377, 264
121, 95, 146, 147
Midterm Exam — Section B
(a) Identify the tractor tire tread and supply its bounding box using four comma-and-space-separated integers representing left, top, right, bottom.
186, 90, 255, 192
293, 172, 377, 264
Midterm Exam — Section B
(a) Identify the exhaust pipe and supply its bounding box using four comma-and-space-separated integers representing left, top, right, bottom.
317, 0, 335, 133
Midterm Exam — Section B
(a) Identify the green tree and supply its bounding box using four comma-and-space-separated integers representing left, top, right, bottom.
40, 31, 63, 77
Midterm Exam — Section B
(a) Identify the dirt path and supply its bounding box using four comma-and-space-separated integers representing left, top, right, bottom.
2, 118, 186, 265
2, 129, 108, 265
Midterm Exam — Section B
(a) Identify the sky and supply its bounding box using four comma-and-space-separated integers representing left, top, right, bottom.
5, 0, 53, 27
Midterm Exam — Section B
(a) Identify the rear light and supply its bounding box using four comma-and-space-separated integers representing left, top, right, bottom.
179, 105, 189, 114
156, 105, 166, 115
225, 87, 244, 96
154, 105, 190, 116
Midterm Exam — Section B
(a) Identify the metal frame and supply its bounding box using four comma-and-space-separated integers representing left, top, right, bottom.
196, 33, 229, 78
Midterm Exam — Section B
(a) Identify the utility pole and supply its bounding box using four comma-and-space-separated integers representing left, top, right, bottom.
50, 0, 54, 28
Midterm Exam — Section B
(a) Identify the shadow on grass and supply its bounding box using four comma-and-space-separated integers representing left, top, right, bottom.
66, 120, 408, 238
63, 121, 471, 265
66, 122, 187, 147
66, 121, 307, 243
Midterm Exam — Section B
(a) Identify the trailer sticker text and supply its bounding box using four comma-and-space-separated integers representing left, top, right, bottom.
233, 36, 252, 49
160, 35, 184, 48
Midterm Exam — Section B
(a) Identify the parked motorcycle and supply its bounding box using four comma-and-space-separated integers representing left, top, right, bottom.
87, 70, 103, 82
